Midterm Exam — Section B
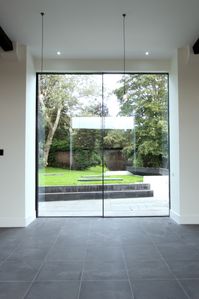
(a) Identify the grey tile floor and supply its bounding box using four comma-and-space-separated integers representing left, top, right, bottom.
0, 217, 199, 298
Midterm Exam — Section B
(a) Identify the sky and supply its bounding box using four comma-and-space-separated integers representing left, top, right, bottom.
103, 74, 122, 116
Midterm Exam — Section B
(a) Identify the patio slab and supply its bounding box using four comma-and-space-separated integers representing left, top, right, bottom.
38, 175, 169, 217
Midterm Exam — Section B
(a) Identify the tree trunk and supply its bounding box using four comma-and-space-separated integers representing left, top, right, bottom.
43, 106, 62, 167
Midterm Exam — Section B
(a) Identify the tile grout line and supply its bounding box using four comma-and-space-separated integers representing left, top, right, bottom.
1, 218, 198, 298
121, 244, 135, 299
0, 237, 24, 267
21, 222, 65, 299
0, 223, 47, 268
77, 219, 92, 299
144, 230, 191, 299
176, 278, 192, 299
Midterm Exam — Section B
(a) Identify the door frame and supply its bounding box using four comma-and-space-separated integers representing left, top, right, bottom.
35, 72, 170, 218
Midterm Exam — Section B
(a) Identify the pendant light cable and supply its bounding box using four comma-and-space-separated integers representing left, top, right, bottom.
40, 12, 45, 73
122, 13, 126, 99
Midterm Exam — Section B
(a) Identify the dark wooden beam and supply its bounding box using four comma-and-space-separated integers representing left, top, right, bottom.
0, 26, 13, 51
193, 38, 199, 54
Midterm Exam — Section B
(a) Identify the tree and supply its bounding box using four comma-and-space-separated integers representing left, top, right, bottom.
39, 74, 79, 166
72, 129, 101, 170
72, 99, 109, 170
114, 74, 168, 168
39, 74, 103, 168
104, 130, 132, 150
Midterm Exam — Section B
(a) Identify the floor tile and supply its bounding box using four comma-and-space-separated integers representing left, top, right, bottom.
47, 243, 86, 262
90, 219, 120, 231
180, 279, 199, 299
18, 235, 55, 249
8, 246, 49, 262
131, 280, 189, 299
1, 218, 199, 298
0, 246, 14, 263
124, 245, 162, 262
118, 219, 143, 232
79, 281, 133, 299
88, 231, 122, 246
0, 229, 22, 243
36, 261, 82, 281
25, 281, 80, 299
0, 282, 30, 299
55, 235, 88, 247
157, 243, 199, 261
175, 225, 199, 241
83, 259, 127, 280
147, 231, 182, 244
0, 239, 20, 251
121, 232, 152, 246
85, 245, 124, 263
178, 231, 199, 246
127, 259, 175, 280
168, 260, 199, 279
143, 223, 176, 235
60, 221, 91, 236
0, 260, 40, 281
64, 218, 92, 225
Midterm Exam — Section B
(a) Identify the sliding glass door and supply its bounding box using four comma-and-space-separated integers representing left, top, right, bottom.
37, 74, 104, 216
37, 73, 169, 217
103, 74, 169, 216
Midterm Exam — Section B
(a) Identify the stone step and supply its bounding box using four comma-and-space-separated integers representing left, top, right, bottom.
78, 178, 123, 181
39, 183, 151, 193
39, 189, 154, 201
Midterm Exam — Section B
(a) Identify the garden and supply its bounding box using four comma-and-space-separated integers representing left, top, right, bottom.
38, 74, 169, 189
39, 166, 143, 187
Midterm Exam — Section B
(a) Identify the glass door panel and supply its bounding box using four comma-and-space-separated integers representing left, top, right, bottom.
37, 73, 169, 217
37, 74, 103, 216
103, 74, 169, 217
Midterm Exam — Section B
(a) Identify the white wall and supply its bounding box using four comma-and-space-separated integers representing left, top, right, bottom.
169, 48, 199, 224
0, 51, 170, 227
25, 50, 36, 224
169, 51, 181, 222
1, 44, 199, 226
178, 50, 199, 223
0, 46, 36, 227
41, 54, 199, 224
34, 58, 170, 73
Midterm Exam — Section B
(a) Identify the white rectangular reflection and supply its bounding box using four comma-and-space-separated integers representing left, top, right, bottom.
72, 117, 134, 129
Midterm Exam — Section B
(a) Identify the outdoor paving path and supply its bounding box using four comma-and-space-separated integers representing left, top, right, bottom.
39, 176, 169, 217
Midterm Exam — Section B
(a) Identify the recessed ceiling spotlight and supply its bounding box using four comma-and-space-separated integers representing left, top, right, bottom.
145, 51, 149, 56
57, 51, 61, 55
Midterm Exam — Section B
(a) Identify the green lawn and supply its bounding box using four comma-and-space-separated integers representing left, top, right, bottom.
39, 166, 143, 186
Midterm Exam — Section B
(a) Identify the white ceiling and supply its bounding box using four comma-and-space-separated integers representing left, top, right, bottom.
0, 0, 199, 59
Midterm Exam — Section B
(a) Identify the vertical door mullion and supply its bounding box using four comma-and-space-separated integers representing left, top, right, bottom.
101, 74, 105, 217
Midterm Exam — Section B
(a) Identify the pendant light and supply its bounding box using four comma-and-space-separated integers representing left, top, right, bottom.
122, 13, 127, 101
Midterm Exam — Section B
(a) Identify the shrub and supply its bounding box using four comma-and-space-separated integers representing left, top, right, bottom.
72, 149, 101, 170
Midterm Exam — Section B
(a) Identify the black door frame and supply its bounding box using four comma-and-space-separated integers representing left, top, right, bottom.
35, 72, 170, 218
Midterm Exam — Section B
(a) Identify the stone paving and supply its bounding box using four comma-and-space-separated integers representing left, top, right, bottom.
39, 176, 169, 217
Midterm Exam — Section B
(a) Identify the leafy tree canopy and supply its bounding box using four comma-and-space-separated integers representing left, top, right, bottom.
39, 74, 104, 168
114, 74, 168, 168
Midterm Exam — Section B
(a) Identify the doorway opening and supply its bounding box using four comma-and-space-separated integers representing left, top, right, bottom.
36, 73, 169, 217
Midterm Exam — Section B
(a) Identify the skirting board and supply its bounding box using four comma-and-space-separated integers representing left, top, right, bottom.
0, 213, 36, 227
170, 209, 199, 224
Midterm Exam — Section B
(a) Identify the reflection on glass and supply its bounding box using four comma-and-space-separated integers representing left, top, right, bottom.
103, 74, 169, 216
37, 74, 103, 216
37, 73, 169, 217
